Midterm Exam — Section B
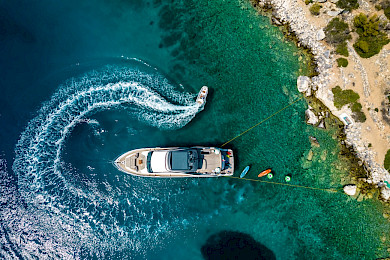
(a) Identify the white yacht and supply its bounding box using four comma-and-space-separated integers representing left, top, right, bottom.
114, 147, 234, 177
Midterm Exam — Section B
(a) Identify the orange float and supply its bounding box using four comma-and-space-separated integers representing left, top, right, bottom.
258, 169, 272, 177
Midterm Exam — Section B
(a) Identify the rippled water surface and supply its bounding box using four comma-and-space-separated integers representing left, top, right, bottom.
1, 0, 390, 259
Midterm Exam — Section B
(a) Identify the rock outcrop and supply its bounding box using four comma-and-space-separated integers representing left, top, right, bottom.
306, 108, 319, 125
316, 29, 326, 41
343, 184, 357, 196
257, 0, 390, 200
297, 76, 310, 93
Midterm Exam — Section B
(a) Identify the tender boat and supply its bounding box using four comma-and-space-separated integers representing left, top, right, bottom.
114, 147, 234, 177
258, 169, 272, 178
196, 86, 208, 105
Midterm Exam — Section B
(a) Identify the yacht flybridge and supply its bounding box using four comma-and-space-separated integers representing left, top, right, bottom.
114, 147, 234, 177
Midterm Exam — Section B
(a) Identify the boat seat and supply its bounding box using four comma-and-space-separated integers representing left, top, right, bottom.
200, 159, 207, 170
126, 156, 138, 170
136, 154, 146, 170
198, 153, 221, 173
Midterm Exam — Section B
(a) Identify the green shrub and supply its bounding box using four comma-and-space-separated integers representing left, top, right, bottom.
353, 14, 390, 58
305, 0, 313, 5
351, 102, 366, 122
377, 1, 390, 19
325, 18, 352, 58
335, 41, 349, 57
310, 3, 322, 15
354, 14, 380, 37
353, 36, 390, 58
324, 18, 351, 45
337, 58, 349, 67
336, 0, 359, 11
332, 86, 366, 122
351, 102, 362, 112
385, 7, 390, 20
385, 149, 390, 171
352, 111, 367, 122
332, 86, 360, 109
354, 39, 369, 53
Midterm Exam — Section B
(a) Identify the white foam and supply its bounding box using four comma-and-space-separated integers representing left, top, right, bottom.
15, 65, 201, 193
11, 64, 205, 255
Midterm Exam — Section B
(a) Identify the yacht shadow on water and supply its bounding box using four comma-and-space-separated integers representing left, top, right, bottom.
201, 231, 276, 260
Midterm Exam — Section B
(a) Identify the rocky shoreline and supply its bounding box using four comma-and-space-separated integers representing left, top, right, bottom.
252, 0, 390, 201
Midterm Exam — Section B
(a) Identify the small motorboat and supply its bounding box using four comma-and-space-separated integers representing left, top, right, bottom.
240, 166, 250, 178
196, 86, 208, 105
258, 168, 271, 178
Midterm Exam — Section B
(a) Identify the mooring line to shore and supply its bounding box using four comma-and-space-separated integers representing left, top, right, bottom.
221, 95, 305, 147
223, 175, 342, 193
219, 94, 342, 193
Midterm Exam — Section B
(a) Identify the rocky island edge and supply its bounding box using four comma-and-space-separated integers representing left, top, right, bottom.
249, 0, 390, 203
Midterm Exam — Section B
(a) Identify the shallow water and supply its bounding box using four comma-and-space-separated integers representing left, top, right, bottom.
1, 0, 390, 259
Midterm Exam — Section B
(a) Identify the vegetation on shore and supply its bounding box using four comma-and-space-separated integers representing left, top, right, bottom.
336, 0, 359, 11
324, 18, 351, 45
332, 86, 359, 109
385, 149, 390, 171
332, 86, 366, 122
324, 18, 351, 57
353, 13, 390, 58
375, 1, 390, 20
336, 57, 348, 67
335, 41, 349, 57
309, 3, 322, 15
252, 0, 386, 205
322, 12, 389, 59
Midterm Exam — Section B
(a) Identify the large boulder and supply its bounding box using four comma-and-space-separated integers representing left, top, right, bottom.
343, 184, 357, 196
317, 119, 326, 129
305, 109, 319, 125
297, 76, 311, 93
327, 9, 343, 16
317, 29, 326, 41
381, 187, 390, 201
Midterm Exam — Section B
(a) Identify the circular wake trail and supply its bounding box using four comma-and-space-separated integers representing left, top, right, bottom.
12, 64, 204, 255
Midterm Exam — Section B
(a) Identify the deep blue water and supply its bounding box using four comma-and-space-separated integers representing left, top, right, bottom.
1, 0, 390, 259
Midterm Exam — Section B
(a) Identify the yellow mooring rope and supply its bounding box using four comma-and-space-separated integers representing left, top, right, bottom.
224, 176, 341, 193
221, 95, 305, 147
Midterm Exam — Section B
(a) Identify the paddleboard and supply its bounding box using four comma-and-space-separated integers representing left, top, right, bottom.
258, 168, 272, 177
240, 166, 250, 178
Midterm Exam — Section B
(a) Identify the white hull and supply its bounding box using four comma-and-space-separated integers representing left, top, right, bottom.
196, 86, 208, 105
114, 147, 234, 178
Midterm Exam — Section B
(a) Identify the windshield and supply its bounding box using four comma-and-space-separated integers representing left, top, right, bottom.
168, 149, 198, 172
169, 151, 190, 170
147, 152, 153, 173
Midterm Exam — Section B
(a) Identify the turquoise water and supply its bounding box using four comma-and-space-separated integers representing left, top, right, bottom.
1, 0, 390, 259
